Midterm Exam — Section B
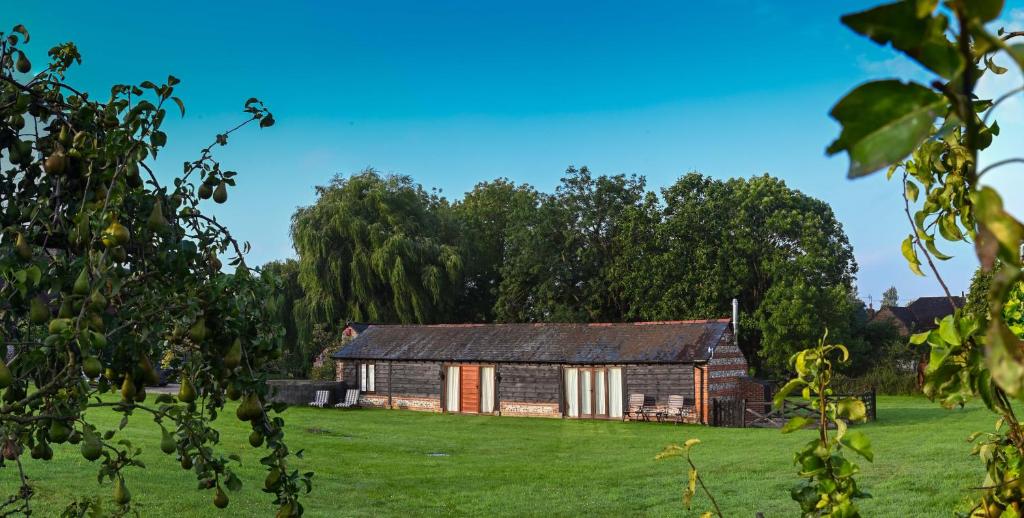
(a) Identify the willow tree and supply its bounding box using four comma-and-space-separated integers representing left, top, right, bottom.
0, 26, 309, 515
290, 171, 462, 326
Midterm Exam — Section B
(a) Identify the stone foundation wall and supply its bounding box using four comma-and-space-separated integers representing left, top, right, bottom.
499, 401, 561, 418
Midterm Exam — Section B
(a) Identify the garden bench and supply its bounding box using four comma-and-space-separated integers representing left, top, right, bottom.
658, 395, 696, 424
309, 390, 331, 408
334, 389, 360, 409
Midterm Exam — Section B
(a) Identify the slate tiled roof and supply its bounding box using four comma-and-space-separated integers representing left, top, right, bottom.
333, 319, 732, 364
873, 296, 964, 332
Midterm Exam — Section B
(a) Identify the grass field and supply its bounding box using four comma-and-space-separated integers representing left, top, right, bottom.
0, 396, 992, 516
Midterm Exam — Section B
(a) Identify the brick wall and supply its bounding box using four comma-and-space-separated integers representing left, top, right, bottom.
707, 329, 747, 401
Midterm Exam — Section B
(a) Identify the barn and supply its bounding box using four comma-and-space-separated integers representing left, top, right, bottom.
331, 317, 749, 423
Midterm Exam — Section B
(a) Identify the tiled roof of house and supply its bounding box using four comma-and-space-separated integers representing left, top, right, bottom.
873, 296, 964, 331
333, 319, 732, 364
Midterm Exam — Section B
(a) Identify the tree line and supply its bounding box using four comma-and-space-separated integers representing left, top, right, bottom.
266, 166, 895, 377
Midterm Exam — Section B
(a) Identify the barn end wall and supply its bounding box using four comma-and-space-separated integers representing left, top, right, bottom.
706, 329, 749, 419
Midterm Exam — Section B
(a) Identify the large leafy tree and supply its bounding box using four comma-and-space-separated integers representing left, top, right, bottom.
618, 173, 857, 373
451, 179, 539, 322
262, 259, 308, 377
0, 26, 309, 515
290, 170, 463, 326
496, 166, 647, 322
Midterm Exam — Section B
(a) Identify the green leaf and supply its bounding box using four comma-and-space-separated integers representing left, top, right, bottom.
909, 330, 931, 345
685, 467, 697, 508
836, 398, 867, 422
962, 0, 1004, 23
904, 180, 919, 202
171, 96, 186, 117
840, 430, 874, 462
827, 80, 946, 177
774, 378, 806, 408
655, 444, 684, 460
901, 235, 925, 276
972, 187, 1024, 267
938, 316, 961, 346
924, 237, 952, 260
781, 415, 814, 434
841, 2, 962, 78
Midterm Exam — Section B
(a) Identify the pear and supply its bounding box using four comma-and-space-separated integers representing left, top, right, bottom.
209, 254, 223, 271
47, 420, 71, 444
160, 427, 175, 454
48, 318, 72, 335
58, 125, 70, 145
120, 374, 136, 402
147, 200, 168, 232
113, 477, 131, 505
68, 430, 82, 445
178, 377, 197, 403
101, 222, 129, 248
31, 440, 52, 460
249, 430, 264, 448
29, 296, 49, 324
189, 318, 208, 343
133, 385, 146, 402
180, 455, 193, 470
138, 355, 159, 386
213, 182, 228, 204
44, 150, 67, 175
73, 267, 90, 295
0, 358, 11, 389
264, 467, 281, 490
224, 338, 242, 370
3, 439, 20, 460
81, 427, 102, 461
236, 393, 261, 422
276, 501, 295, 518
58, 298, 73, 318
15, 51, 30, 74
82, 356, 103, 379
198, 183, 213, 199
14, 233, 31, 261
89, 291, 107, 311
226, 385, 241, 401
213, 486, 229, 509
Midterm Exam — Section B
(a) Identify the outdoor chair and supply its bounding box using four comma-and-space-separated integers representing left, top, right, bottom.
659, 395, 696, 424
334, 389, 360, 409
309, 390, 330, 408
625, 393, 653, 422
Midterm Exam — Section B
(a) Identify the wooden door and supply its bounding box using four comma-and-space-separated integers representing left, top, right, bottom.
460, 365, 480, 413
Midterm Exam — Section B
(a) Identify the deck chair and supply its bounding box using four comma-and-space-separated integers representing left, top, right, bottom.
659, 395, 696, 424
625, 393, 650, 422
334, 389, 360, 409
309, 390, 330, 408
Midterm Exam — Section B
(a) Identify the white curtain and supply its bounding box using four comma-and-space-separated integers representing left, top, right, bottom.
564, 368, 579, 417
359, 364, 367, 392
595, 370, 607, 416
481, 366, 495, 413
608, 368, 623, 418
367, 364, 375, 392
445, 366, 461, 412
581, 370, 592, 415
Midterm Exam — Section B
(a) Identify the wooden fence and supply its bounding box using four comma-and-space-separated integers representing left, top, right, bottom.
710, 389, 877, 428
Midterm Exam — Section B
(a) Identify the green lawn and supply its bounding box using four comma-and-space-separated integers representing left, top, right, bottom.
1, 396, 992, 516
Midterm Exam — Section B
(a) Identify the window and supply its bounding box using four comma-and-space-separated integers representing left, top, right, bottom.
359, 363, 375, 392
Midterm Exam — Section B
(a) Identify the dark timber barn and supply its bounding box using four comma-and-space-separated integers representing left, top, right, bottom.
331, 319, 749, 423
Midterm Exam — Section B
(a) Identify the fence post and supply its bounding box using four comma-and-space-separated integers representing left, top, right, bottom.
741, 398, 747, 428
870, 387, 877, 421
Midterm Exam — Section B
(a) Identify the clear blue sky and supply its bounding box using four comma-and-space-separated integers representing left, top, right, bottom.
7, 1, 1024, 307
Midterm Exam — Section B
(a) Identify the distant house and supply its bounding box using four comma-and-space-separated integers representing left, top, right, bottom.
871, 296, 964, 336
331, 319, 749, 424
